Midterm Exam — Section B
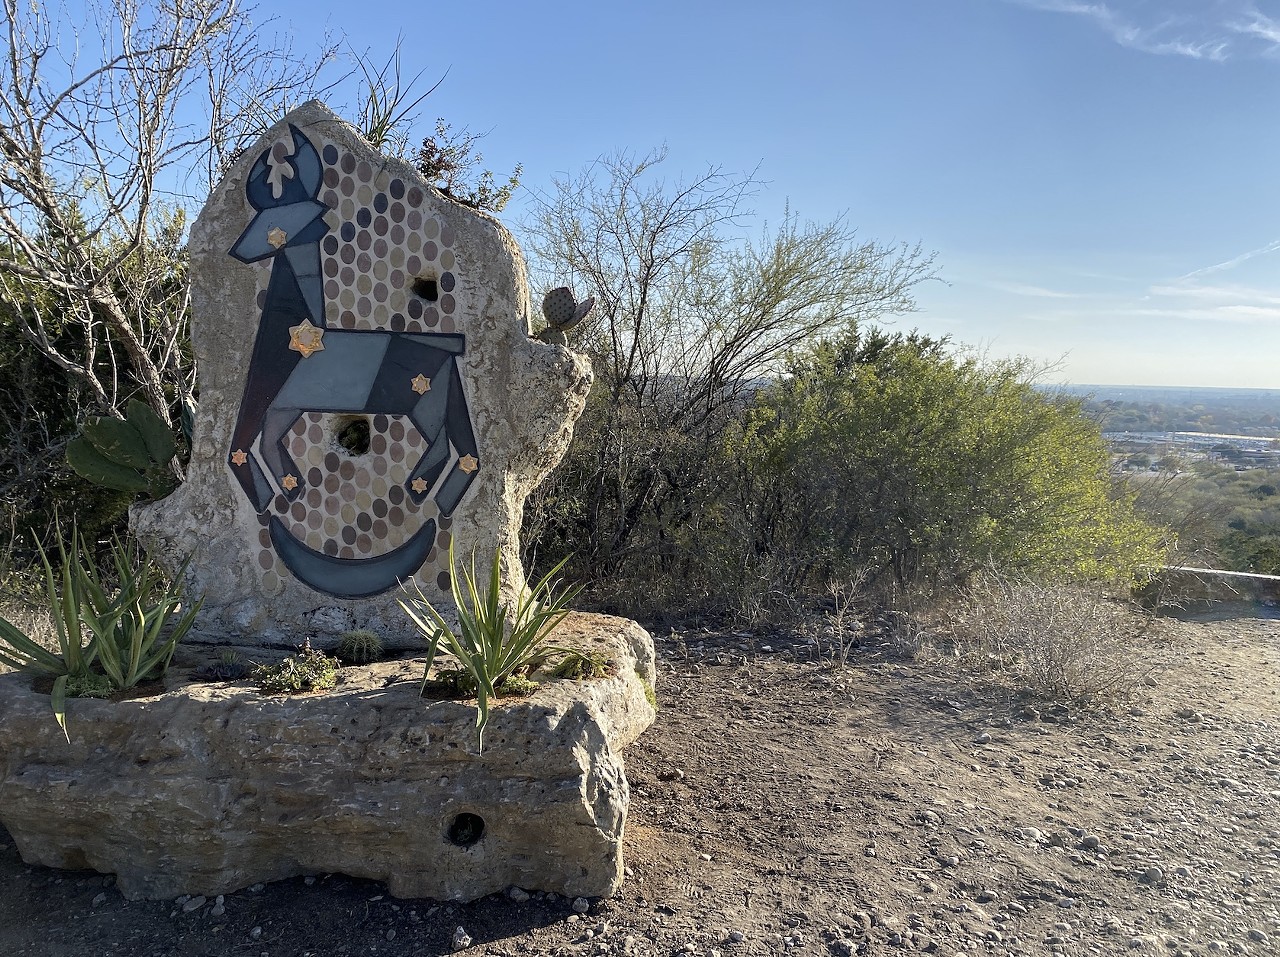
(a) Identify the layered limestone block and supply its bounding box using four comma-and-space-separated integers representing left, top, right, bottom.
132, 101, 591, 647
0, 614, 655, 902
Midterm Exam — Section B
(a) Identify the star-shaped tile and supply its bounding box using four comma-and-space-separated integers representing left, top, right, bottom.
411, 374, 431, 394
281, 474, 299, 491
411, 477, 429, 494
458, 454, 479, 474
230, 449, 248, 466
266, 226, 288, 249
288, 319, 325, 358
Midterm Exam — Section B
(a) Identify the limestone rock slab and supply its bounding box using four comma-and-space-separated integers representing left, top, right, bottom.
0, 614, 655, 901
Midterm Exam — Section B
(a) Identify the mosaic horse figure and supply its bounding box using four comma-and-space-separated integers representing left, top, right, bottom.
225, 127, 478, 597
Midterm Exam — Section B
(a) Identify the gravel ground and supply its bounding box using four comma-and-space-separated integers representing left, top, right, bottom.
1, 612, 1277, 957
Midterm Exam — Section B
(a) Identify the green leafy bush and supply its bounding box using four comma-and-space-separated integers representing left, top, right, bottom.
724, 327, 1168, 594
399, 544, 580, 753
253, 640, 340, 694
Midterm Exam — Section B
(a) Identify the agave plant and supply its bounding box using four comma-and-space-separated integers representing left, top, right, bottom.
0, 531, 105, 737
399, 543, 581, 753
0, 526, 200, 739
77, 536, 202, 692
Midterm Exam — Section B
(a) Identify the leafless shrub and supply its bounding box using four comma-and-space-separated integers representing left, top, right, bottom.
720, 550, 807, 630
801, 572, 872, 668
0, 0, 337, 425
946, 574, 1156, 705
874, 581, 943, 660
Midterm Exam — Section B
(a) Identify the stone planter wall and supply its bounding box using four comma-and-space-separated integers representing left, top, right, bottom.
0, 614, 654, 901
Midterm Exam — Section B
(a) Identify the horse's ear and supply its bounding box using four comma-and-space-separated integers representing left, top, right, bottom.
289, 125, 323, 196
242, 127, 323, 211
243, 150, 276, 211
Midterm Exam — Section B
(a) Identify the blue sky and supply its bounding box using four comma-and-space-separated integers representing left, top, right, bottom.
101, 1, 1280, 387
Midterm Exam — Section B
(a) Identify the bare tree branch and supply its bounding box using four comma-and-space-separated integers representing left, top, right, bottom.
0, 0, 330, 425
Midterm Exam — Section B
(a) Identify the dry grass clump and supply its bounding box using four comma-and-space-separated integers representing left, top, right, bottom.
0, 592, 56, 675
943, 573, 1158, 706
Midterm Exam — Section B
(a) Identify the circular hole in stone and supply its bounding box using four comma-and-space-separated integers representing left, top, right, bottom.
334, 416, 372, 456
411, 275, 439, 302
446, 812, 485, 848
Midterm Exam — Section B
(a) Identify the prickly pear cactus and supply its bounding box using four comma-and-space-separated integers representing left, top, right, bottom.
541, 287, 594, 331
66, 399, 180, 498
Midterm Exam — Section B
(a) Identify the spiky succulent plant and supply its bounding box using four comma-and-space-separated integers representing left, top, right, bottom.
337, 629, 384, 665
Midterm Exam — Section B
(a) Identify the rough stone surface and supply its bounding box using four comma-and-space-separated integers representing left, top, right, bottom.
132, 100, 591, 648
0, 613, 655, 902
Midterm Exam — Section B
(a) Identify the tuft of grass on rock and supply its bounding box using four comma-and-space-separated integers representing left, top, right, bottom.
549, 649, 612, 681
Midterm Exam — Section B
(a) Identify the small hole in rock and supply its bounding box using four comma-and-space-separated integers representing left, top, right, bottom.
447, 812, 485, 848
335, 417, 371, 456
411, 277, 439, 302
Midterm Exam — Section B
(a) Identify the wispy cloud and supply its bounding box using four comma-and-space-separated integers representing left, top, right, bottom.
1004, 0, 1280, 60
1115, 304, 1280, 323
1178, 239, 1280, 280
1138, 242, 1280, 324
1230, 7, 1280, 46
1008, 242, 1280, 328
984, 279, 1082, 299
1149, 281, 1280, 305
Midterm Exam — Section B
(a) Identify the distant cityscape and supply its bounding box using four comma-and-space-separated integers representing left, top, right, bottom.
1043, 384, 1280, 471
1103, 430, 1280, 470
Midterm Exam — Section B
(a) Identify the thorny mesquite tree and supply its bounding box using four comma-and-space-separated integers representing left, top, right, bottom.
0, 0, 337, 561
522, 149, 936, 594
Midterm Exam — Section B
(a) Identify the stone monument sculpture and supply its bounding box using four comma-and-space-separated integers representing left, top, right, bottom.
132, 101, 592, 646
0, 101, 656, 903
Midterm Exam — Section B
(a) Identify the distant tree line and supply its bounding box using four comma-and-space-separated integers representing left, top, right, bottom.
1087, 397, 1280, 438
1132, 461, 1280, 577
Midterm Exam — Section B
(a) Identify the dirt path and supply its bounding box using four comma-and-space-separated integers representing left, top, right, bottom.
2, 616, 1277, 956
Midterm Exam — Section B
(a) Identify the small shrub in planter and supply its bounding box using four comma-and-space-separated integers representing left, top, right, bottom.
253, 640, 340, 694
195, 650, 251, 682
424, 668, 541, 699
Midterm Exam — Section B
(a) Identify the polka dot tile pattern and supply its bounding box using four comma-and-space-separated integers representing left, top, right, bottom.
280, 412, 433, 557
244, 132, 462, 592
317, 141, 459, 335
